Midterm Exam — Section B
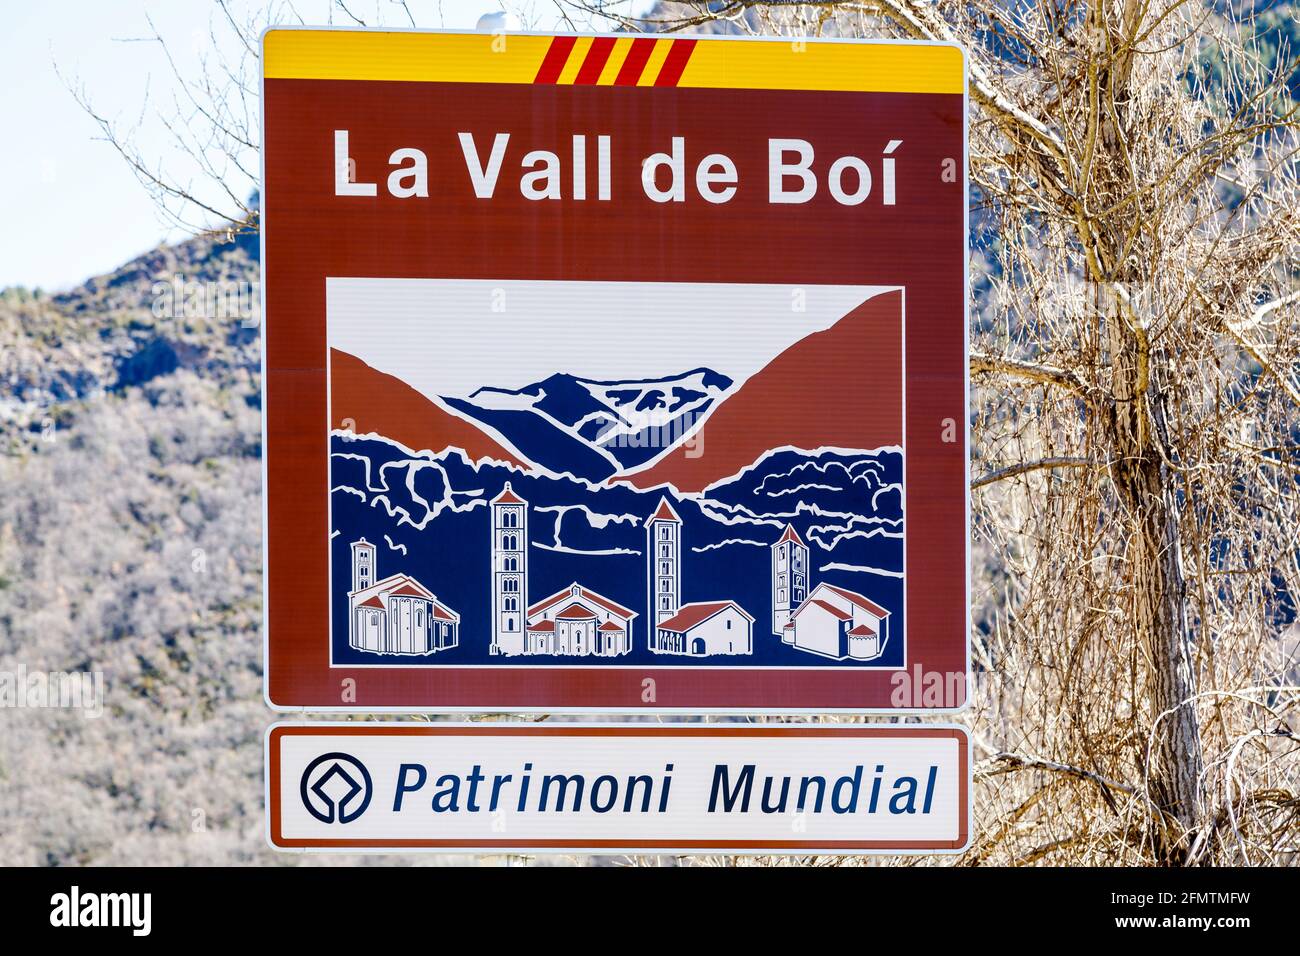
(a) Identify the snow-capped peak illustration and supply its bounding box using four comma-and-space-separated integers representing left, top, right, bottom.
442, 368, 732, 479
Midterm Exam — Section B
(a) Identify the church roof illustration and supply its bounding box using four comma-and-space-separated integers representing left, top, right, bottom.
598, 620, 625, 632
349, 572, 459, 621
528, 583, 636, 621
848, 623, 878, 636
527, 619, 556, 633
555, 602, 598, 621
775, 523, 805, 547
646, 496, 682, 524
795, 598, 853, 621
351, 572, 433, 602
390, 581, 431, 598
813, 582, 890, 618
492, 482, 527, 505
656, 600, 754, 633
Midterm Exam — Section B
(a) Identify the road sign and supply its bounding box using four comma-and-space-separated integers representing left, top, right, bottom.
268, 723, 969, 853
261, 29, 968, 712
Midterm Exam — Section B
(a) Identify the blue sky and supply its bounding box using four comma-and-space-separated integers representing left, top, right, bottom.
0, 0, 640, 292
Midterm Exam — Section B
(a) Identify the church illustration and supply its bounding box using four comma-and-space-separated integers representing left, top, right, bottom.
488, 484, 754, 658
489, 483, 636, 657
770, 524, 892, 661
347, 538, 461, 655
524, 583, 636, 656
645, 498, 753, 657
340, 481, 891, 663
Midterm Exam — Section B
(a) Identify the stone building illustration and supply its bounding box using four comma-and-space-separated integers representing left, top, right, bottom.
646, 497, 682, 628
347, 537, 460, 655
771, 526, 892, 661
488, 483, 529, 655
488, 483, 637, 657
651, 601, 754, 657
525, 583, 635, 656
485, 487, 754, 658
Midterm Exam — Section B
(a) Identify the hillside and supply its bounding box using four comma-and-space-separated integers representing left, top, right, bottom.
0, 230, 473, 865
0, 232, 271, 865
626, 291, 903, 491
331, 348, 522, 465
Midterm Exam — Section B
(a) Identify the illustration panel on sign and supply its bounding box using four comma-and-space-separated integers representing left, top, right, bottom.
326, 279, 905, 669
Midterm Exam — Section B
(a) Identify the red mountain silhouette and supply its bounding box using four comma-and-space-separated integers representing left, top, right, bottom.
330, 289, 901, 490
330, 348, 522, 465
619, 290, 903, 492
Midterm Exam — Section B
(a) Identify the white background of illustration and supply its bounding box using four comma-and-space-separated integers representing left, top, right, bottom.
327, 278, 894, 400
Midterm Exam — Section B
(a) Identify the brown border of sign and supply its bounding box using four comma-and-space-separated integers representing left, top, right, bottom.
260, 29, 969, 713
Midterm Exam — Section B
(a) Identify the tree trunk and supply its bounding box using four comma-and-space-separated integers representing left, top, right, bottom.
1091, 0, 1205, 859
1101, 296, 1204, 860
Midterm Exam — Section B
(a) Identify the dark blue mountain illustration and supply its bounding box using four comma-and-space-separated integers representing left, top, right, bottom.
441, 368, 732, 480
329, 432, 904, 669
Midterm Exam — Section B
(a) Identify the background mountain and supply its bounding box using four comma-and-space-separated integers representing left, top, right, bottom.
0, 231, 270, 865
445, 367, 732, 478
331, 348, 521, 466
329, 290, 902, 493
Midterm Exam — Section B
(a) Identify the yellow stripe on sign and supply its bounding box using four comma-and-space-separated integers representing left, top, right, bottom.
555, 36, 593, 85
262, 29, 552, 83
597, 37, 633, 85
678, 40, 964, 94
263, 29, 965, 95
636, 39, 673, 87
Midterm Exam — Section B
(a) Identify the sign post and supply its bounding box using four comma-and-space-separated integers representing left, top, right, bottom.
261, 29, 968, 713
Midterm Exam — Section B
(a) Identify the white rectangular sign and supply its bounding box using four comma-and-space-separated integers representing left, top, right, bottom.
268, 723, 969, 854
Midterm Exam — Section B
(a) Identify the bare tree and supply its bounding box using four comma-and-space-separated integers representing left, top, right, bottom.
59, 1, 467, 241
61, 1, 598, 240
593, 1, 1300, 865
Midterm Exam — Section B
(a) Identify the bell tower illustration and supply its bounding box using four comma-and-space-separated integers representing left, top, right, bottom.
350, 537, 375, 593
771, 523, 808, 639
490, 483, 529, 655
645, 497, 682, 637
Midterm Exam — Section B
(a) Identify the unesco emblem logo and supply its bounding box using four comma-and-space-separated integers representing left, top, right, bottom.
300, 752, 374, 824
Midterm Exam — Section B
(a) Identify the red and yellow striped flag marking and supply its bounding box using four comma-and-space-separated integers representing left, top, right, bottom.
263, 30, 963, 95
532, 36, 698, 87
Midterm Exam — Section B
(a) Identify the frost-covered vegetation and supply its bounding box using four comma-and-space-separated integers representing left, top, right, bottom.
0, 236, 278, 864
